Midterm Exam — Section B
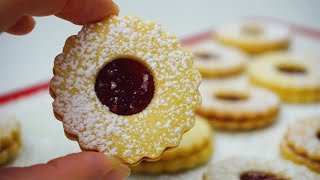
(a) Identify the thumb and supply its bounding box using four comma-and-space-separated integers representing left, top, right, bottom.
0, 152, 130, 180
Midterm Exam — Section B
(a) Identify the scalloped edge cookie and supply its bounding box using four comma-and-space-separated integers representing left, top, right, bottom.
132, 116, 213, 173
50, 15, 201, 165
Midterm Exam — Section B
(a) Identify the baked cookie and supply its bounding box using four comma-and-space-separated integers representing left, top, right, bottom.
132, 116, 213, 173
280, 116, 320, 173
216, 21, 290, 54
189, 42, 247, 78
203, 157, 319, 180
197, 84, 280, 130
249, 53, 320, 103
50, 16, 202, 165
0, 111, 21, 165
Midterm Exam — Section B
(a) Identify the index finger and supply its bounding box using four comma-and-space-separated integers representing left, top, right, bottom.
0, 152, 130, 180
0, 0, 119, 34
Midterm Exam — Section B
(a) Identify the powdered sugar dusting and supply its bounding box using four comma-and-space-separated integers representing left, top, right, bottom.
199, 83, 280, 119
286, 116, 320, 160
50, 16, 201, 164
204, 157, 319, 180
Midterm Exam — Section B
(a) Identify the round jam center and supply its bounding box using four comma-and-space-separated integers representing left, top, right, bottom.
277, 65, 306, 75
194, 52, 220, 61
316, 131, 320, 141
240, 172, 283, 180
215, 93, 247, 101
241, 23, 264, 36
95, 58, 155, 116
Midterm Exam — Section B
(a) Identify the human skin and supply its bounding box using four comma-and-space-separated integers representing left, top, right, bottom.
0, 0, 119, 35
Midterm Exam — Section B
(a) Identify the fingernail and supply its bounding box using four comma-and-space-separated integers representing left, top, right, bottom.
106, 164, 131, 180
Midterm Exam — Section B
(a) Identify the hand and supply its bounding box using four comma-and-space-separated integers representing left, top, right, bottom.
0, 152, 130, 180
0, 0, 119, 35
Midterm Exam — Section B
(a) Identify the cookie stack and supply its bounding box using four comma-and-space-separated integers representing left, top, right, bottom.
190, 20, 320, 178
132, 116, 213, 173
197, 85, 280, 130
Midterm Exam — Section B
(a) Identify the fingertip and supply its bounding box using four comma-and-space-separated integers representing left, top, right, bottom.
6, 15, 36, 35
47, 151, 130, 179
111, 1, 120, 16
106, 164, 131, 180
56, 0, 119, 25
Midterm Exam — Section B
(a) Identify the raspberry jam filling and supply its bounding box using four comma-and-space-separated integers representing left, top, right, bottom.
194, 52, 219, 61
277, 64, 306, 75
95, 58, 155, 116
215, 93, 247, 102
241, 23, 264, 36
240, 171, 283, 180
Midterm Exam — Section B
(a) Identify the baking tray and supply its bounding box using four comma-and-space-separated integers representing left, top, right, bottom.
1, 16, 320, 180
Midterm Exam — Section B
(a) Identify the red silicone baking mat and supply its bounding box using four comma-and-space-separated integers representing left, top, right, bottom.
1, 17, 320, 180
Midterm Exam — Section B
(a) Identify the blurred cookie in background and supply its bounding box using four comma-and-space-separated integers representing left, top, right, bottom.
216, 20, 291, 54
0, 110, 21, 165
197, 82, 280, 131
248, 52, 320, 103
188, 41, 248, 78
280, 115, 320, 173
203, 157, 319, 180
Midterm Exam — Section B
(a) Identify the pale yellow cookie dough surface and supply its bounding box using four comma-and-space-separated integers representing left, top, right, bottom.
51, 15, 201, 164
132, 117, 213, 173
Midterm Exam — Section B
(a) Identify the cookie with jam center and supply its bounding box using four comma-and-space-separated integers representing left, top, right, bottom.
50, 15, 202, 165
196, 83, 280, 130
216, 21, 291, 54
203, 157, 319, 180
132, 116, 213, 173
249, 52, 320, 103
188, 41, 248, 78
280, 116, 320, 173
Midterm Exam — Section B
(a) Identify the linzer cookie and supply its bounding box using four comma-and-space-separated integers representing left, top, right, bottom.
0, 111, 21, 165
197, 84, 280, 130
132, 116, 213, 173
249, 52, 320, 103
280, 116, 320, 173
50, 15, 202, 165
189, 42, 247, 78
216, 21, 290, 54
203, 157, 319, 180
